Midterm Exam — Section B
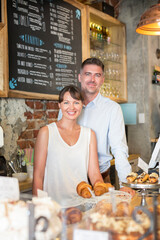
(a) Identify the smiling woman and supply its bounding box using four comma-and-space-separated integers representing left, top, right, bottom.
58, 85, 83, 121
32, 85, 105, 208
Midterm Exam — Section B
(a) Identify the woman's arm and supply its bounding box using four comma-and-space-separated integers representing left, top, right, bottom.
88, 130, 103, 186
32, 126, 49, 196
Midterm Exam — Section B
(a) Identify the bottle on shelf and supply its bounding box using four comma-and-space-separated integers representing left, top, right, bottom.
90, 22, 111, 43
97, 25, 102, 40
106, 27, 111, 44
102, 26, 106, 40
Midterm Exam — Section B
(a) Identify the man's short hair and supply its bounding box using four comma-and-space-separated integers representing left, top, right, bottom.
80, 58, 104, 72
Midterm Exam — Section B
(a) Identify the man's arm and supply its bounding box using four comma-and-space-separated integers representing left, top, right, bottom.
108, 103, 131, 182
88, 130, 104, 186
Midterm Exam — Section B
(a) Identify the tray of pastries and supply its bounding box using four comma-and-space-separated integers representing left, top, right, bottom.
122, 171, 160, 189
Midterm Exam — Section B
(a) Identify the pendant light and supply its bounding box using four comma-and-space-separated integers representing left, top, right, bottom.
136, 1, 160, 35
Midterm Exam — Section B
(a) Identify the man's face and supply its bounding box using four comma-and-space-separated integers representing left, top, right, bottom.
78, 64, 104, 95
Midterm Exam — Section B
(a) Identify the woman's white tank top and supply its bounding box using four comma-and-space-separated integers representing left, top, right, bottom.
43, 122, 91, 207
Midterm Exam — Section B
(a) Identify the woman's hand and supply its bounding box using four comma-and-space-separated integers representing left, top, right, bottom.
88, 130, 104, 186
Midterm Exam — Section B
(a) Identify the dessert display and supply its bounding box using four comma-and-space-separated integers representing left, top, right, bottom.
84, 200, 152, 240
76, 181, 113, 198
94, 200, 132, 217
126, 171, 159, 184
0, 197, 62, 240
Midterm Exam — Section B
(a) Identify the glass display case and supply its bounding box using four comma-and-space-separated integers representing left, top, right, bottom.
86, 6, 127, 103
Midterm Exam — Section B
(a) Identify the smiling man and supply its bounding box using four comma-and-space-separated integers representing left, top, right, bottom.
77, 58, 135, 196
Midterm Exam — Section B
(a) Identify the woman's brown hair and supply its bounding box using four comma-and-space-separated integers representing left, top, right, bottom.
59, 85, 84, 103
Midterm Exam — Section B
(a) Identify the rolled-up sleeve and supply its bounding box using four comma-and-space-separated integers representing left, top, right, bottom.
108, 104, 131, 182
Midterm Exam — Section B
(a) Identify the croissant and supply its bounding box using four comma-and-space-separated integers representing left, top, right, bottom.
93, 182, 113, 196
76, 181, 92, 198
63, 207, 82, 224
137, 172, 149, 183
149, 172, 158, 183
126, 172, 138, 183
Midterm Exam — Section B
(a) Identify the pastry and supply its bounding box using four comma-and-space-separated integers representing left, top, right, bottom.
63, 207, 82, 225
126, 172, 138, 183
137, 172, 149, 183
115, 202, 131, 217
148, 172, 158, 183
93, 182, 113, 196
76, 181, 92, 198
88, 210, 151, 240
95, 200, 112, 215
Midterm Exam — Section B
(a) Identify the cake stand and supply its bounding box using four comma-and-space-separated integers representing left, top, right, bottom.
121, 182, 160, 206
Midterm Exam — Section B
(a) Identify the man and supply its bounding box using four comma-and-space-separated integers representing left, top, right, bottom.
59, 58, 135, 196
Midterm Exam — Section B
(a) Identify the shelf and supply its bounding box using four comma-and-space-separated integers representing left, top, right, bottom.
104, 60, 121, 64
90, 36, 122, 48
87, 5, 127, 103
0, 23, 5, 30
105, 78, 122, 82
152, 81, 160, 85
150, 138, 158, 143
105, 96, 127, 103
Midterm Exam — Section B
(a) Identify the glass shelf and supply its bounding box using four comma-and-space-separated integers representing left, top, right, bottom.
87, 5, 127, 102
152, 80, 160, 85
105, 78, 122, 82
104, 60, 121, 64
90, 36, 122, 48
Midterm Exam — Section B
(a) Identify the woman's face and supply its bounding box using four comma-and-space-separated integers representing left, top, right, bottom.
59, 91, 83, 120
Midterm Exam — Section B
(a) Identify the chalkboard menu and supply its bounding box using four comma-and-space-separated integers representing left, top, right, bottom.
7, 0, 83, 98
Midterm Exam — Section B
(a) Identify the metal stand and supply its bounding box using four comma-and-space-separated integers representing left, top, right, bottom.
121, 182, 160, 206
140, 189, 148, 206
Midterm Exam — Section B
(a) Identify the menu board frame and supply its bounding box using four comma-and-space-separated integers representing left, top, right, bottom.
5, 0, 87, 100
0, 0, 8, 97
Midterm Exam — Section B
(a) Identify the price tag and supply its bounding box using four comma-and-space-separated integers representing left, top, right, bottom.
73, 229, 109, 240
0, 176, 20, 201
149, 137, 160, 168
138, 157, 149, 173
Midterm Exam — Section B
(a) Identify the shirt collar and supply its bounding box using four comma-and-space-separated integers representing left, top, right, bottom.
83, 92, 101, 108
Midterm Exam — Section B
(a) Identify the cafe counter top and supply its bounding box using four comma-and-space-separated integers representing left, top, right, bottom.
110, 153, 140, 166
18, 154, 139, 193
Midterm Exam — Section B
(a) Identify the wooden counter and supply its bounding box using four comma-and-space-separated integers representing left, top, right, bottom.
110, 154, 140, 189
18, 154, 139, 193
110, 154, 140, 166
19, 178, 32, 193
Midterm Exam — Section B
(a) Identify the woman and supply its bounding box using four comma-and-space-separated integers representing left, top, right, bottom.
33, 85, 104, 207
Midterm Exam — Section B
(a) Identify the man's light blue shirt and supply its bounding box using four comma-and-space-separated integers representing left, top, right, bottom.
58, 93, 131, 182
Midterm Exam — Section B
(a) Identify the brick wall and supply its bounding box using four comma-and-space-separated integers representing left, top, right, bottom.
17, 100, 59, 149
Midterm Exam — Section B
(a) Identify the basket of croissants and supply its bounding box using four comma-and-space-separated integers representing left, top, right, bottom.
76, 181, 113, 198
